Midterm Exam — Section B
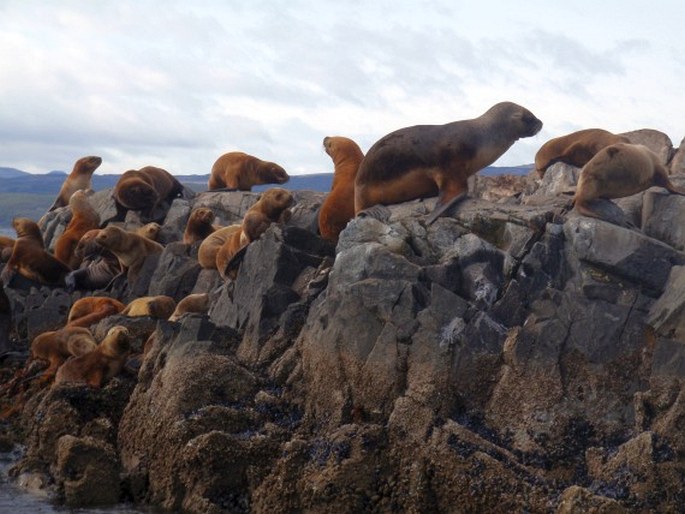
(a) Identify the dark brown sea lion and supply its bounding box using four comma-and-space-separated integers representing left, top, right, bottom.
2, 217, 71, 286
535, 128, 629, 178
208, 151, 289, 191
112, 166, 184, 220
354, 101, 542, 223
47, 155, 102, 212
64, 229, 121, 291
574, 143, 685, 218
319, 136, 364, 242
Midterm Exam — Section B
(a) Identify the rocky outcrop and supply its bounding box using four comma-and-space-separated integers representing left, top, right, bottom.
2, 161, 685, 512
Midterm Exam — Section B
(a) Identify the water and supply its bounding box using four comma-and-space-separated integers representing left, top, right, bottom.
0, 448, 155, 514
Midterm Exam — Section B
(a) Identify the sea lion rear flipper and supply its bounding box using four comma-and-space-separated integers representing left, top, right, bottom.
223, 245, 248, 280
425, 192, 468, 225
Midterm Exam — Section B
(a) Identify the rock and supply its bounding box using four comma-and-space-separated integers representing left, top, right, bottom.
620, 128, 674, 165
55, 435, 120, 507
671, 136, 685, 174
555, 485, 626, 513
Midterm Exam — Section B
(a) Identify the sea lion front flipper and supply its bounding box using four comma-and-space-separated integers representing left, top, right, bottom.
356, 204, 391, 223
222, 244, 248, 281
425, 192, 468, 225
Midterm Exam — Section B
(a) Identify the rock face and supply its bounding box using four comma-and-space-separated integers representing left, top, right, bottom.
2, 166, 685, 513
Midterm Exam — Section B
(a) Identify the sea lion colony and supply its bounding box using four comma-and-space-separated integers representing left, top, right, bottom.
0, 100, 683, 392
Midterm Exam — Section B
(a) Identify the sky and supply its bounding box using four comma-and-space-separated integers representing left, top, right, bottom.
1, 0, 683, 175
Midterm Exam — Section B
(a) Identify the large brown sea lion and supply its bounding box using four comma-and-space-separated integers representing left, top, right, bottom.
574, 143, 685, 218
47, 155, 102, 212
354, 101, 542, 223
1, 218, 71, 286
319, 136, 364, 242
54, 325, 130, 387
94, 225, 164, 282
112, 166, 184, 219
535, 128, 629, 178
208, 151, 289, 191
53, 190, 100, 269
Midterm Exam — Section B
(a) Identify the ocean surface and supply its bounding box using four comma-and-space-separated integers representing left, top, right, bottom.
0, 447, 156, 513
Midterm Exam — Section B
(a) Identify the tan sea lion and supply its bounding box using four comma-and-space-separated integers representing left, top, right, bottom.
94, 225, 164, 282
168, 293, 210, 321
215, 188, 294, 279
1, 217, 71, 286
66, 296, 126, 328
29, 326, 97, 379
47, 155, 102, 212
113, 166, 184, 219
183, 207, 217, 245
574, 143, 685, 218
54, 325, 130, 387
135, 222, 162, 242
197, 225, 242, 269
319, 136, 364, 242
122, 295, 176, 318
354, 101, 542, 223
54, 190, 100, 269
535, 128, 629, 178
208, 151, 289, 191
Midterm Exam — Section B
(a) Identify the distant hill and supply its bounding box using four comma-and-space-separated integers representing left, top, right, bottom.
0, 165, 532, 195
0, 167, 29, 179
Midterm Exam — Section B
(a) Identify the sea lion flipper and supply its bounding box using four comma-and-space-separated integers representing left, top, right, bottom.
426, 192, 468, 225
223, 244, 248, 280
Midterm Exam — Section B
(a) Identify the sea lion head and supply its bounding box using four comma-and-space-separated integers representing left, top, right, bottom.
488, 101, 543, 138
191, 207, 215, 225
258, 161, 290, 185
138, 222, 162, 241
102, 325, 130, 357
75, 156, 102, 175
258, 187, 295, 219
94, 225, 124, 249
13, 217, 42, 240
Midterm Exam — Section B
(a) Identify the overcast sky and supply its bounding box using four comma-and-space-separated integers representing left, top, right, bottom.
1, 1, 683, 175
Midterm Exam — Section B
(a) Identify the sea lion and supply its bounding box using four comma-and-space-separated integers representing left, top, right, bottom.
1, 217, 71, 286
574, 143, 685, 218
0, 236, 15, 262
354, 101, 543, 223
54, 325, 130, 387
53, 190, 100, 269
122, 295, 176, 318
197, 225, 242, 269
66, 296, 126, 328
112, 166, 184, 220
65, 229, 121, 290
47, 155, 102, 212
168, 293, 210, 321
319, 136, 364, 242
208, 151, 290, 191
535, 128, 630, 178
29, 326, 97, 379
215, 187, 294, 279
135, 222, 162, 242
94, 225, 164, 282
183, 207, 217, 245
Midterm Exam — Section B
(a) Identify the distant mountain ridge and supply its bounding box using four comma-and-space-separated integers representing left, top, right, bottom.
0, 165, 533, 194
